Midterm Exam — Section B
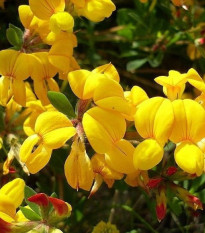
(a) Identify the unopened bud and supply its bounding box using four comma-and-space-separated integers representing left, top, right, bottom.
166, 166, 177, 176
147, 178, 163, 189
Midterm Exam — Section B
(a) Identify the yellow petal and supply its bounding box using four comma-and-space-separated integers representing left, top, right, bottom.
82, 107, 126, 154
48, 40, 73, 73
29, 0, 65, 20
174, 142, 204, 176
49, 12, 74, 34
93, 78, 130, 115
64, 140, 94, 191
170, 99, 205, 143
20, 134, 40, 163
105, 139, 136, 174
47, 78, 59, 92
0, 50, 19, 76
18, 5, 34, 29
135, 97, 174, 144
124, 171, 140, 187
0, 178, 25, 208
77, 0, 116, 22
33, 80, 49, 106
12, 79, 26, 106
35, 111, 73, 135
0, 194, 16, 219
92, 63, 120, 82
0, 76, 11, 106
24, 144, 52, 174
187, 68, 205, 93
31, 52, 58, 81
0, 211, 14, 222
68, 70, 90, 99
130, 86, 149, 106
43, 127, 76, 149
91, 154, 123, 180
133, 139, 164, 170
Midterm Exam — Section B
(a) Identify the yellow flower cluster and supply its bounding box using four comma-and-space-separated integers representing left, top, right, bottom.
92, 221, 120, 233
1, 0, 205, 200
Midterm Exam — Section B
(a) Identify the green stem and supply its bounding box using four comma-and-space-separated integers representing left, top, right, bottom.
121, 205, 159, 233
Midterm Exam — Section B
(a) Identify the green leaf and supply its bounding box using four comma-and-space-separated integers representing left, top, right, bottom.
50, 192, 58, 198
9, 24, 23, 39
169, 198, 182, 216
148, 52, 164, 68
19, 207, 41, 221
127, 58, 147, 72
24, 186, 40, 215
75, 209, 84, 222
47, 91, 76, 119
6, 24, 23, 47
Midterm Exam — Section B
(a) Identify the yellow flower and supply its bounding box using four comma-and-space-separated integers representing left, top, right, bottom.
93, 77, 131, 116
170, 99, 205, 176
155, 70, 187, 101
23, 100, 56, 136
83, 107, 136, 174
186, 68, 205, 93
48, 38, 76, 73
20, 111, 76, 173
71, 0, 116, 22
29, 0, 65, 20
124, 85, 149, 120
133, 97, 174, 170
90, 153, 123, 195
92, 221, 120, 233
0, 50, 34, 106
29, 0, 74, 35
68, 63, 119, 100
0, 178, 25, 223
31, 52, 59, 105
64, 138, 94, 191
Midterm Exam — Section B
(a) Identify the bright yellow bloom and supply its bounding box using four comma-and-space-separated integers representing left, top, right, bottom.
186, 68, 205, 93
93, 77, 131, 116
20, 111, 76, 173
155, 70, 187, 101
91, 153, 123, 190
83, 107, 126, 154
92, 221, 120, 233
124, 86, 149, 120
23, 100, 56, 136
48, 38, 76, 73
68, 63, 119, 100
83, 107, 136, 174
49, 12, 74, 34
29, 0, 65, 20
0, 50, 34, 106
170, 99, 205, 176
0, 178, 25, 223
29, 0, 74, 36
134, 97, 174, 170
71, 0, 116, 22
31, 52, 59, 105
64, 139, 94, 191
